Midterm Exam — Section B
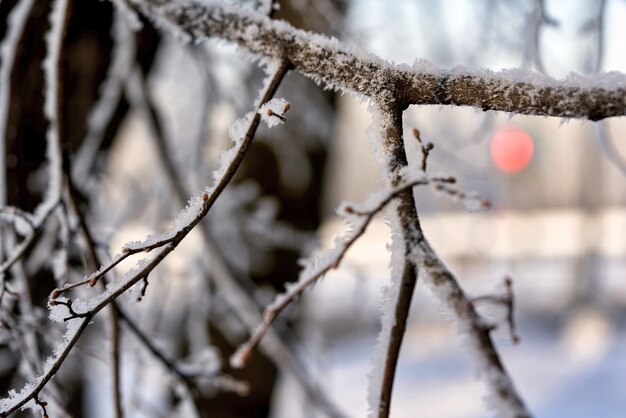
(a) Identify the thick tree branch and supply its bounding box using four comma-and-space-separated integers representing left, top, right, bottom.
132, 0, 626, 121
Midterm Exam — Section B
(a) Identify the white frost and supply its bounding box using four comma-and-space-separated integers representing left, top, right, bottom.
258, 98, 290, 128
366, 201, 407, 417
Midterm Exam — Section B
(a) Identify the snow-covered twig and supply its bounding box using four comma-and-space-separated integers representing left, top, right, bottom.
230, 175, 457, 368
131, 0, 626, 120
0, 55, 293, 418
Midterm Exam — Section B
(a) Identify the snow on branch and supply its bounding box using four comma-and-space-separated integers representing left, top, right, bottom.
413, 234, 531, 418
229, 174, 460, 369
361, 101, 531, 418
132, 0, 626, 120
0, 59, 292, 418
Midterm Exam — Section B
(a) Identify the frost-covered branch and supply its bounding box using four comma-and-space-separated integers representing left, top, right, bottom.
0, 317, 90, 417
132, 0, 626, 120
230, 174, 457, 369
412, 230, 531, 417
362, 101, 529, 418
366, 101, 422, 418
131, 59, 346, 418
0, 54, 292, 418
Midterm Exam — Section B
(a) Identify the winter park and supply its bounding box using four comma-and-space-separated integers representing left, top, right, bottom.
1, 0, 626, 417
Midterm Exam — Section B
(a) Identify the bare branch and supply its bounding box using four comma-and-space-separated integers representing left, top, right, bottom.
132, 0, 626, 120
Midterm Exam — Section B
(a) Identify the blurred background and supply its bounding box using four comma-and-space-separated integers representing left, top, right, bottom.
1, 0, 626, 417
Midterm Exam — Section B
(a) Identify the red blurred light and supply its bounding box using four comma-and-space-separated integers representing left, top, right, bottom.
490, 126, 534, 174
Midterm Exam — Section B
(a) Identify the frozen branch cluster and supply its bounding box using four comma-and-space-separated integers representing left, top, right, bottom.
1, 0, 625, 417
